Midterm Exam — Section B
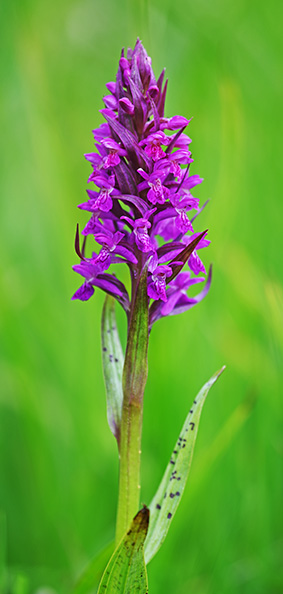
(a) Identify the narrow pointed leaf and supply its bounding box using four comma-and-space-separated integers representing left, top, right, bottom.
144, 366, 225, 564
101, 296, 124, 445
75, 224, 86, 260
98, 507, 149, 594
157, 78, 168, 117
166, 230, 208, 283
114, 160, 138, 195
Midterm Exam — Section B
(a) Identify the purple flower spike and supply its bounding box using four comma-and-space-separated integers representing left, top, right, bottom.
73, 39, 211, 321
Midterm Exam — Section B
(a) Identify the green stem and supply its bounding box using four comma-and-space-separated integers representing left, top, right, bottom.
115, 266, 149, 545
115, 401, 144, 544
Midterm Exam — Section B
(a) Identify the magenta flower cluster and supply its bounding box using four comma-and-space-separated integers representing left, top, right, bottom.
73, 39, 211, 326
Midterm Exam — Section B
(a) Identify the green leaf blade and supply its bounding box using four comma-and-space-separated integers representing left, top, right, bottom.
101, 296, 124, 444
98, 507, 149, 594
144, 366, 225, 565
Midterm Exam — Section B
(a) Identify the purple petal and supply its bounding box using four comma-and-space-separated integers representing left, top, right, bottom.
160, 289, 182, 316
115, 193, 149, 216
188, 250, 206, 275
119, 97, 135, 115
103, 95, 118, 110
148, 85, 159, 99
182, 174, 203, 190
82, 216, 101, 236
166, 116, 191, 130
72, 282, 94, 301
168, 265, 212, 316
105, 81, 116, 94
92, 123, 111, 141
115, 245, 138, 264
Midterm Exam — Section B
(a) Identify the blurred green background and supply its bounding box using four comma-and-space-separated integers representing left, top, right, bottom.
1, 0, 282, 592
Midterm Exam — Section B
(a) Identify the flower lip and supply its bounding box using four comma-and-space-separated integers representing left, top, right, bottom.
148, 264, 173, 302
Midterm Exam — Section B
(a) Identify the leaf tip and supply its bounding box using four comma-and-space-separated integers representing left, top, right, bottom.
133, 506, 150, 532
217, 365, 226, 377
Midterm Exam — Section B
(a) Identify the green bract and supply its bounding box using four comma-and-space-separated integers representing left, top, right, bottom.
97, 508, 149, 594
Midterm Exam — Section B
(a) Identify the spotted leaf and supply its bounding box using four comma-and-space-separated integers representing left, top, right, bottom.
144, 367, 225, 564
101, 295, 124, 445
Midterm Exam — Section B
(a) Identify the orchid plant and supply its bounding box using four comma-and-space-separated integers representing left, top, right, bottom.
72, 39, 224, 593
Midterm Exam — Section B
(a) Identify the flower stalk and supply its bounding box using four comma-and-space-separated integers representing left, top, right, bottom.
116, 266, 149, 544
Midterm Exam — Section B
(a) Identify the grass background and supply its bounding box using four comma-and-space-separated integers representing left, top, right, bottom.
0, 0, 282, 592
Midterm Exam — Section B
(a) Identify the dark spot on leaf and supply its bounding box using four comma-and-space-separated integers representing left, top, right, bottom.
167, 513, 172, 519
115, 358, 119, 362
173, 450, 177, 454
176, 491, 180, 496
169, 493, 174, 498
189, 422, 195, 430
190, 409, 193, 413
156, 504, 161, 510
103, 347, 107, 352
